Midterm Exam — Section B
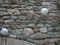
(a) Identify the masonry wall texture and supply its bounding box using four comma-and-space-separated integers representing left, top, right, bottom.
0, 0, 60, 45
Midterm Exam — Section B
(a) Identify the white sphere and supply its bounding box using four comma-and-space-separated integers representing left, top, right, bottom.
41, 8, 48, 15
1, 28, 8, 35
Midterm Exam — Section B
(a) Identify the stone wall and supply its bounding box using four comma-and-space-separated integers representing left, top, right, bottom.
0, 0, 60, 45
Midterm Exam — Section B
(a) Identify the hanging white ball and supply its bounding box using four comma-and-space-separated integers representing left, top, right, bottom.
41, 8, 48, 15
1, 28, 8, 35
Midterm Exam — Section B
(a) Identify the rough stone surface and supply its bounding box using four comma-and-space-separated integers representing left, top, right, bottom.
37, 23, 44, 28
39, 27, 47, 33
23, 28, 34, 37
29, 33, 47, 40
0, 0, 60, 45
41, 2, 51, 6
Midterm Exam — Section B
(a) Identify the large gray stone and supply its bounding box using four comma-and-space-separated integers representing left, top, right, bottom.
0, 19, 3, 24
19, 16, 27, 20
39, 27, 47, 33
7, 38, 35, 45
3, 16, 10, 19
33, 28, 40, 33
0, 12, 9, 16
19, 24, 28, 28
12, 30, 23, 35
55, 26, 60, 31
46, 20, 52, 24
47, 31, 53, 38
4, 20, 13, 24
0, 37, 5, 45
45, 24, 51, 27
26, 6, 33, 10
11, 16, 18, 20
41, 39, 50, 45
37, 23, 44, 28
41, 2, 51, 6
2, 4, 9, 8
27, 15, 34, 20
48, 27, 53, 31
39, 20, 48, 24
23, 28, 34, 37
27, 23, 35, 28
7, 9, 20, 14
53, 32, 60, 38
29, 10, 35, 14
29, 33, 47, 40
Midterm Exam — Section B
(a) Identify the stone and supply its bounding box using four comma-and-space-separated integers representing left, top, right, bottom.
47, 31, 53, 38
0, 0, 59, 45
11, 5, 20, 8
12, 30, 22, 35
23, 28, 34, 37
27, 15, 33, 20
7, 9, 20, 15
45, 24, 51, 27
19, 16, 27, 20
26, 6, 32, 10
49, 13, 57, 16
22, 0, 29, 2
39, 27, 47, 33
33, 15, 40, 20
49, 42, 55, 45
35, 11, 41, 15
48, 27, 53, 31
40, 15, 48, 20
7, 9, 14, 14
46, 20, 52, 24
0, 37, 5, 45
19, 29, 24, 32
0, 8, 7, 12
27, 23, 35, 28
14, 9, 20, 14
10, 35, 16, 38
19, 24, 28, 28
41, 2, 51, 6
8, 23, 19, 29
21, 5, 26, 8
29, 33, 47, 40
32, 6, 38, 9
0, 19, 3, 24
4, 20, 12, 24
55, 26, 60, 31
41, 39, 50, 45
0, 12, 9, 16
3, 24, 9, 28
7, 38, 35, 45
10, 0, 18, 4
2, 4, 9, 8
20, 11, 29, 15
11, 16, 18, 20
29, 1, 35, 3
33, 28, 40, 33
51, 23, 59, 27
29, 10, 35, 14
26, 3, 34, 6
19, 8, 26, 11
53, 32, 60, 38
39, 20, 47, 24
29, 20, 38, 24
49, 44, 55, 45
0, 1, 3, 4
37, 23, 44, 28
3, 16, 10, 20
